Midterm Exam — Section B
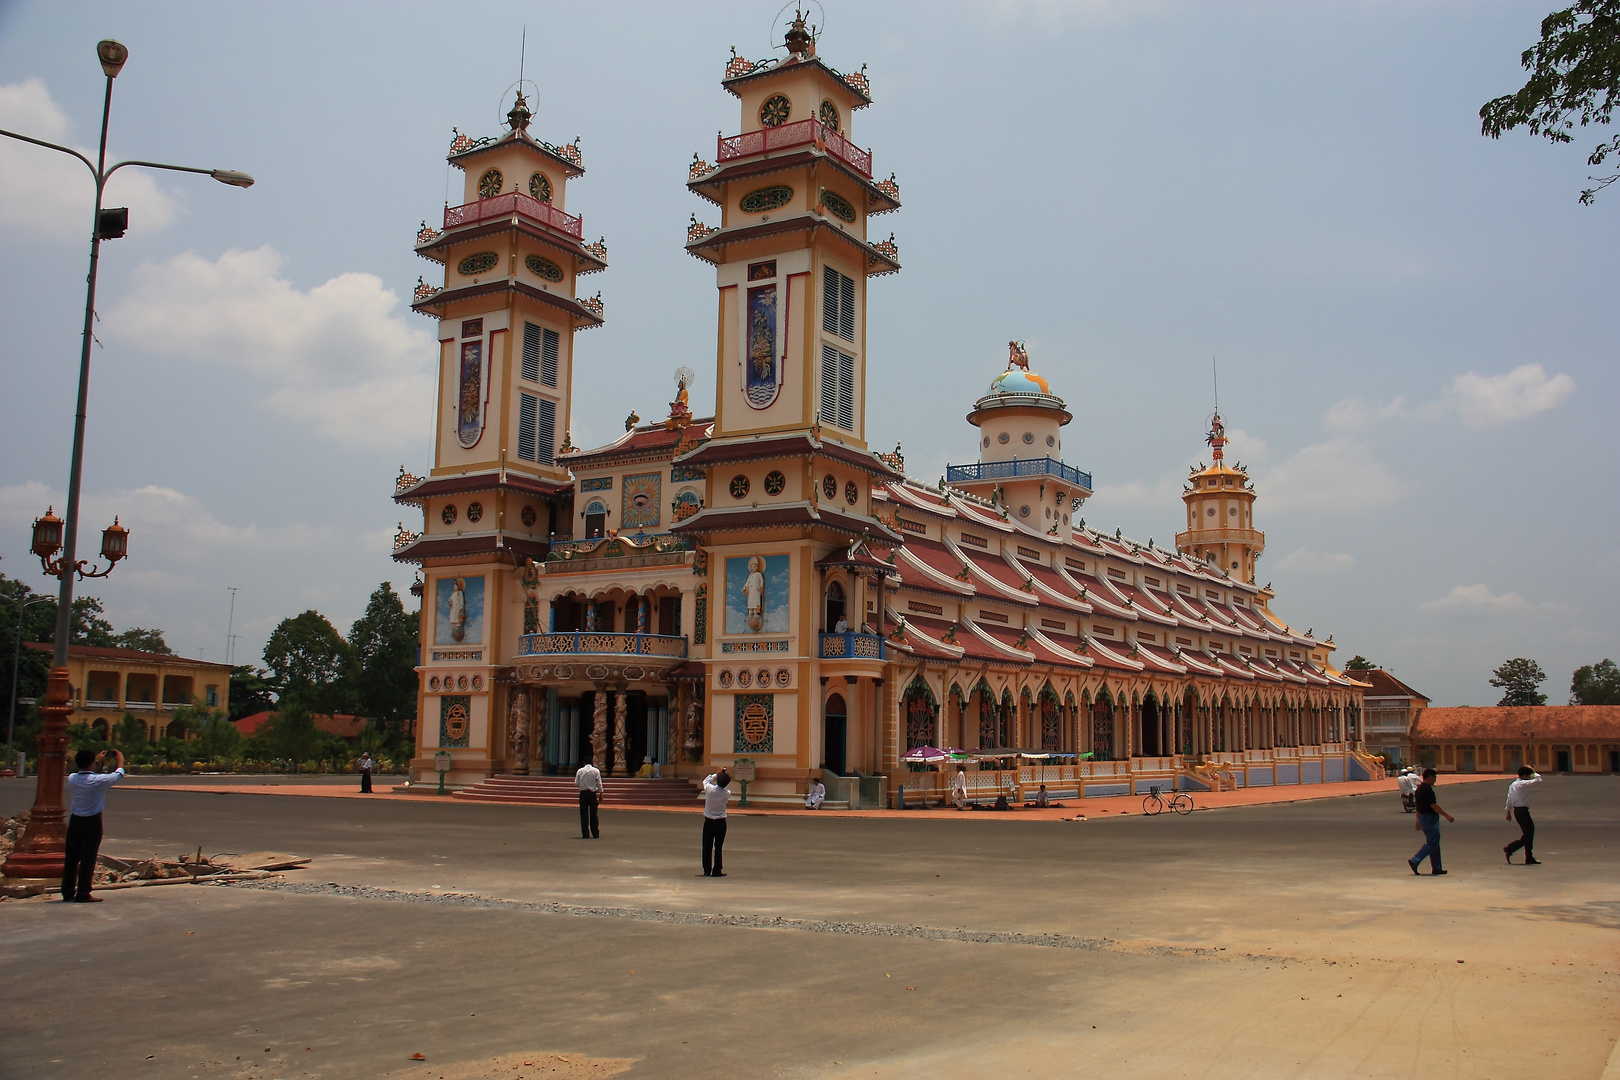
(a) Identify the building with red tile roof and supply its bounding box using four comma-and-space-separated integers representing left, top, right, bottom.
1411, 705, 1620, 774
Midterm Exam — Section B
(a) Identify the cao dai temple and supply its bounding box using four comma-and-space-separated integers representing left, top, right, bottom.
391, 16, 1379, 806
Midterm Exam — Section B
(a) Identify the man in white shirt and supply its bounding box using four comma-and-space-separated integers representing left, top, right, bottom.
950, 766, 968, 810
575, 760, 603, 839
63, 748, 124, 903
804, 776, 826, 810
1503, 765, 1542, 865
701, 769, 732, 876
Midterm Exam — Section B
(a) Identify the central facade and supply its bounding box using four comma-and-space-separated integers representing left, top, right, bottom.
394, 18, 1372, 804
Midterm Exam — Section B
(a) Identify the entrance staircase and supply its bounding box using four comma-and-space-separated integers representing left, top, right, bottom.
452, 774, 701, 806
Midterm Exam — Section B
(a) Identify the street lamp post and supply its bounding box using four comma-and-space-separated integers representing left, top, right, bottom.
0, 40, 253, 886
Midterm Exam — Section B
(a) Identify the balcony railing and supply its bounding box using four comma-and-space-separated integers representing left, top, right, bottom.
84, 699, 121, 710
946, 457, 1093, 491
818, 631, 885, 661
517, 632, 688, 659
443, 191, 584, 240
716, 118, 872, 178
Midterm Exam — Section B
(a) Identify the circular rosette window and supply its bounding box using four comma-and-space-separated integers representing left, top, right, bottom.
819, 188, 856, 223
844, 480, 858, 505
441, 504, 458, 525
740, 185, 793, 214
521, 505, 538, 527
457, 251, 499, 276
775, 667, 792, 687
819, 99, 841, 132
759, 93, 791, 127
736, 668, 753, 688
822, 474, 838, 500
525, 254, 564, 282
756, 668, 772, 688
478, 168, 503, 199
764, 470, 786, 496
730, 475, 750, 499
718, 669, 734, 689
529, 172, 551, 202
466, 501, 483, 523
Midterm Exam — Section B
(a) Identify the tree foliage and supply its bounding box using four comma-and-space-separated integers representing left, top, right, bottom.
264, 611, 353, 714
1490, 657, 1549, 706
228, 664, 278, 721
1343, 655, 1378, 670
267, 696, 323, 766
1481, 1, 1620, 203
348, 582, 419, 735
1570, 658, 1620, 704
111, 627, 172, 653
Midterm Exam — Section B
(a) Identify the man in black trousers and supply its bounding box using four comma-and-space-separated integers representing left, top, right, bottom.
701, 768, 732, 876
63, 748, 125, 903
575, 759, 603, 839
1504, 765, 1543, 864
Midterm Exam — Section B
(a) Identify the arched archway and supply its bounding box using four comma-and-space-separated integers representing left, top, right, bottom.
1039, 684, 1061, 752
904, 677, 938, 750
1092, 689, 1115, 761
824, 580, 847, 632
823, 693, 848, 774
1141, 693, 1161, 757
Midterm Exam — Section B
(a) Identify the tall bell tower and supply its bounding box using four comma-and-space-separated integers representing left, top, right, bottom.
1175, 411, 1265, 582
673, 13, 906, 798
393, 89, 609, 788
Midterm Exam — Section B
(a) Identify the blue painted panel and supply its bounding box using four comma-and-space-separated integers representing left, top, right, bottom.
1325, 758, 1345, 782
1248, 766, 1274, 787
1085, 783, 1131, 798
1276, 763, 1299, 785
1303, 761, 1323, 784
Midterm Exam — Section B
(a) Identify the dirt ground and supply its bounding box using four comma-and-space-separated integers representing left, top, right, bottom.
1, 774, 1616, 1079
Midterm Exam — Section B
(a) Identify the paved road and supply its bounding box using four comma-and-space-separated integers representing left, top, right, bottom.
2, 776, 1617, 1079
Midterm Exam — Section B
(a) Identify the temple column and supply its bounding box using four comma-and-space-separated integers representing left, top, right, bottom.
611, 688, 630, 776
590, 689, 609, 769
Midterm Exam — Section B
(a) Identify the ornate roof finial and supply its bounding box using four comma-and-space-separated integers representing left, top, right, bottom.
785, 9, 813, 58
1206, 410, 1227, 462
1007, 340, 1029, 371
507, 90, 532, 132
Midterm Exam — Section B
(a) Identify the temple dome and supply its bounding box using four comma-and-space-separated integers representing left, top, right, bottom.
989, 368, 1051, 395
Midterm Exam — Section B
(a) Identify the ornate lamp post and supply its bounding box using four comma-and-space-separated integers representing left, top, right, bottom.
0, 40, 253, 886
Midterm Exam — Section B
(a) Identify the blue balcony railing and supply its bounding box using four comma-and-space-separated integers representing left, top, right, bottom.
945, 457, 1093, 491
819, 631, 886, 661
517, 632, 688, 659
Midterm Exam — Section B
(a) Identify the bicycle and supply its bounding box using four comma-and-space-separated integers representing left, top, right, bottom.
1142, 784, 1193, 816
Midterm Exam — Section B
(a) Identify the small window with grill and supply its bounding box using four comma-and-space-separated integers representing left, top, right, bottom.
822, 265, 855, 342
820, 345, 854, 431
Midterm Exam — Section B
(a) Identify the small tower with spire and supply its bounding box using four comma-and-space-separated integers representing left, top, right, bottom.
1175, 411, 1264, 581
949, 341, 1092, 533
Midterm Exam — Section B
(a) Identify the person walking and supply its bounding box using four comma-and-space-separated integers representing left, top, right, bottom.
1504, 765, 1543, 864
1408, 767, 1454, 876
701, 768, 732, 876
358, 751, 375, 794
62, 748, 125, 903
950, 765, 968, 811
575, 759, 603, 839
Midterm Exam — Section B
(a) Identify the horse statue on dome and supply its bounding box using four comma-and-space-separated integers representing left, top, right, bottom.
1007, 340, 1030, 371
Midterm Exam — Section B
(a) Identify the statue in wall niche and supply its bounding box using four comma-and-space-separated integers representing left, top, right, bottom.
684, 699, 704, 761
521, 559, 542, 635
507, 688, 531, 775
590, 692, 609, 769
744, 555, 766, 632
448, 577, 468, 642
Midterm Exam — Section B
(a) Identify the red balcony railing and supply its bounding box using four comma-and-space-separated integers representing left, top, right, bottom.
716, 118, 872, 178
443, 191, 583, 240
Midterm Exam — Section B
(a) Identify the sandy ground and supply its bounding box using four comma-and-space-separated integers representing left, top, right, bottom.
1, 774, 1616, 1079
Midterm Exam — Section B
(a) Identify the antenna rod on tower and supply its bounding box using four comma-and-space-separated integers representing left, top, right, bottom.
1212, 354, 1219, 414
225, 585, 239, 665
519, 26, 527, 86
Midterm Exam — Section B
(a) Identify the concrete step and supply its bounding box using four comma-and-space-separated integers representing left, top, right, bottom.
452, 775, 701, 806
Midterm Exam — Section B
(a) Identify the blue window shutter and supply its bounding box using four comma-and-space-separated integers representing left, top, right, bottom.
522, 323, 541, 382
541, 328, 559, 387
518, 393, 538, 461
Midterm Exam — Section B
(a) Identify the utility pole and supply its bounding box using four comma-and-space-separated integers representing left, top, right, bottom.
225, 586, 239, 665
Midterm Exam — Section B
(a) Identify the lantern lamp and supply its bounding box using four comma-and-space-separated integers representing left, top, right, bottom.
100, 517, 129, 564
31, 508, 64, 561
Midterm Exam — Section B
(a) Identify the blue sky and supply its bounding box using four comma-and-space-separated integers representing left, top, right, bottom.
0, 1, 1614, 704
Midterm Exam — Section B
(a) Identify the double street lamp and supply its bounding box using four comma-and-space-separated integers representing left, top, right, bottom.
0, 39, 254, 885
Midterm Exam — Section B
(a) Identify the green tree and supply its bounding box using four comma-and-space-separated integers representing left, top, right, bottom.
348, 582, 418, 736
228, 664, 277, 721
111, 627, 172, 654
1570, 658, 1620, 704
178, 702, 242, 760
1481, 1, 1620, 204
1344, 655, 1378, 671
0, 574, 55, 727
1490, 657, 1549, 706
70, 595, 117, 646
115, 712, 149, 749
264, 611, 353, 714
267, 696, 323, 769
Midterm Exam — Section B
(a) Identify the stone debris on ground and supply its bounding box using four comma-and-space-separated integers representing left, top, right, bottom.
0, 816, 309, 899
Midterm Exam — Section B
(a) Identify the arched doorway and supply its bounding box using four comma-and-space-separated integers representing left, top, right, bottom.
1141, 694, 1161, 756
1092, 691, 1115, 761
824, 580, 846, 632
903, 678, 937, 750
1039, 686, 1061, 752
823, 693, 847, 774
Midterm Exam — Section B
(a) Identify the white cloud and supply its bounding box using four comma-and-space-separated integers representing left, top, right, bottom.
1418, 583, 1530, 614
0, 78, 181, 238
105, 246, 436, 449
1089, 468, 1185, 509
1442, 364, 1574, 428
1254, 435, 1406, 513
1276, 547, 1354, 573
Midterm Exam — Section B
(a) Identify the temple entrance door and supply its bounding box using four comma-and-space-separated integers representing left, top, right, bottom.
1140, 698, 1160, 757
577, 691, 597, 769
825, 581, 846, 631
824, 694, 847, 774
625, 691, 649, 773
1555, 748, 1572, 772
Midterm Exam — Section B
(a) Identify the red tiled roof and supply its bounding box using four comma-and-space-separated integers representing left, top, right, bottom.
1356, 668, 1431, 701
570, 420, 715, 464
235, 711, 370, 738
1413, 705, 1620, 741
393, 470, 571, 506
28, 642, 228, 669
